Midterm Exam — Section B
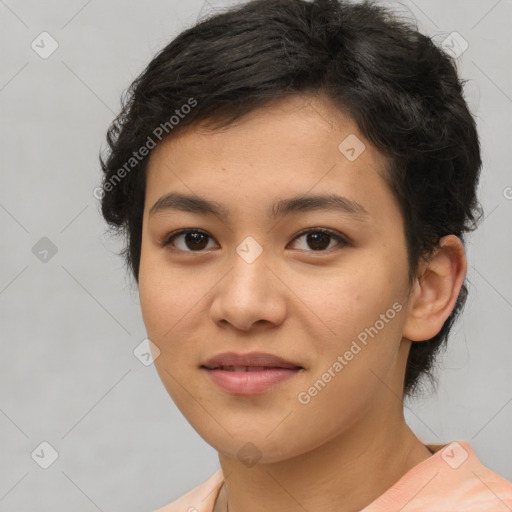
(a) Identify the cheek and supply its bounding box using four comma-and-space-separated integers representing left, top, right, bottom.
138, 245, 215, 389
138, 256, 201, 408
306, 258, 408, 383
291, 272, 407, 435
311, 261, 400, 335
138, 246, 185, 365
138, 243, 192, 337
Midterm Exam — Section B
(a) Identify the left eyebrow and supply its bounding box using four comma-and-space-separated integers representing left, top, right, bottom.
149, 192, 369, 221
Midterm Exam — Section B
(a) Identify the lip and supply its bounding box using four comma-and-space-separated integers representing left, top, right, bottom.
201, 351, 303, 370
200, 351, 304, 395
202, 367, 302, 394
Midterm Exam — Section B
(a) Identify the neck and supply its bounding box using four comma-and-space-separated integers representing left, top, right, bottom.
215, 410, 432, 512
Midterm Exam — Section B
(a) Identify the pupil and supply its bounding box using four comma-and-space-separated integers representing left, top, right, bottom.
307, 232, 330, 250
186, 232, 208, 250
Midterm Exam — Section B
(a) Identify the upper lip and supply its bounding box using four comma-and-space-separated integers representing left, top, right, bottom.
201, 352, 303, 369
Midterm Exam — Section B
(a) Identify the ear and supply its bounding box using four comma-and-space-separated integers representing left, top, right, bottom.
403, 235, 467, 342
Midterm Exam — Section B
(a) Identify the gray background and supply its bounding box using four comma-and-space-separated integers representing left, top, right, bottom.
0, 0, 511, 510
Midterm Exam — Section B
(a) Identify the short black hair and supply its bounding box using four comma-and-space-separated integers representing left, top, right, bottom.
99, 0, 482, 397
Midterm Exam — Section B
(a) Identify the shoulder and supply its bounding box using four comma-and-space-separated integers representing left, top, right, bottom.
153, 469, 224, 512
364, 441, 512, 511
428, 441, 512, 510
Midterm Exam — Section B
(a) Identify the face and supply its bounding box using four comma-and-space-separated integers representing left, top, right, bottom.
139, 94, 414, 463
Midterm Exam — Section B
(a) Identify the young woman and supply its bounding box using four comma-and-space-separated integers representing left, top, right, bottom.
99, 1, 512, 510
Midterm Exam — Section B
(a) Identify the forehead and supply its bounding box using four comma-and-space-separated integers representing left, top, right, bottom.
144, 94, 398, 224
149, 94, 378, 166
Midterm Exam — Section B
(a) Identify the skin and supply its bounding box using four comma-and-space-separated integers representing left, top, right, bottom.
138, 94, 467, 512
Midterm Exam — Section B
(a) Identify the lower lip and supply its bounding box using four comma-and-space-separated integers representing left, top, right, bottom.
202, 367, 302, 394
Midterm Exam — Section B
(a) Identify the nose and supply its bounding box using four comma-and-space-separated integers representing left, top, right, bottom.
209, 248, 287, 332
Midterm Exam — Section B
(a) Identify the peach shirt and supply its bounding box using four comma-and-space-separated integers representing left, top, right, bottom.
155, 441, 512, 512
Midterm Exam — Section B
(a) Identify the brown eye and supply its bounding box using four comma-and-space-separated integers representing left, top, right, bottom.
163, 229, 218, 252
289, 228, 348, 252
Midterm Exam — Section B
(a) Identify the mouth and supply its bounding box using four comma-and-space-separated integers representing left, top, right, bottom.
202, 365, 301, 372
200, 352, 304, 394
201, 351, 303, 370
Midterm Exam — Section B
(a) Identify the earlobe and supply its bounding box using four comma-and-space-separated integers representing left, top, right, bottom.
403, 235, 467, 342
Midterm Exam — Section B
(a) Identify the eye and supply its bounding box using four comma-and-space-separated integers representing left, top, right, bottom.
162, 229, 218, 252
162, 227, 349, 253
288, 228, 348, 252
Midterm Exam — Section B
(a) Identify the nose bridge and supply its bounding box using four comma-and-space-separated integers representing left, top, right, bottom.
209, 235, 286, 330
227, 235, 270, 304
235, 235, 265, 266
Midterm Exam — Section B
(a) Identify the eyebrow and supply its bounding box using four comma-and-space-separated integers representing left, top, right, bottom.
149, 192, 369, 220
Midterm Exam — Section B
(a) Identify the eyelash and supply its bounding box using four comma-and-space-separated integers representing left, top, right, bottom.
161, 227, 350, 253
